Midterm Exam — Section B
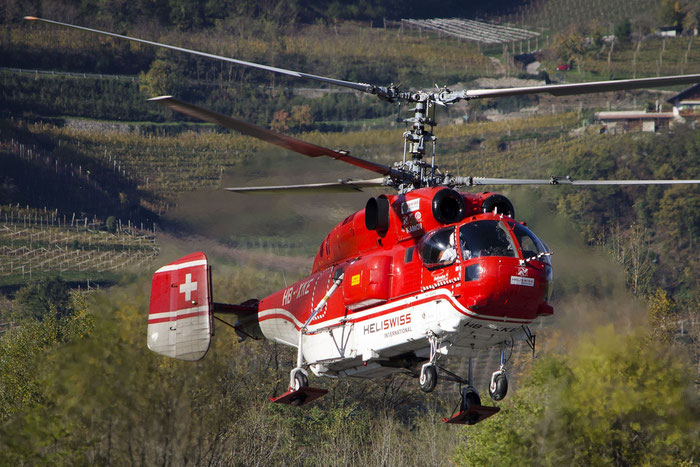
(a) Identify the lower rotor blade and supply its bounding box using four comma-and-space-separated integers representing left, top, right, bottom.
453, 176, 700, 186
224, 178, 386, 194
148, 96, 394, 176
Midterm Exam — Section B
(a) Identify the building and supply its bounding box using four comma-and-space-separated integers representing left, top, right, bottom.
667, 83, 700, 125
595, 84, 700, 133
595, 111, 674, 134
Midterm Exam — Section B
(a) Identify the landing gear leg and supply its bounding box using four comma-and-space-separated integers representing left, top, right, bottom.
489, 342, 509, 401
419, 332, 440, 392
271, 270, 345, 407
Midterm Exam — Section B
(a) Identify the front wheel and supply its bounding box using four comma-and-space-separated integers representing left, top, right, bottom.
489, 374, 508, 401
419, 365, 438, 392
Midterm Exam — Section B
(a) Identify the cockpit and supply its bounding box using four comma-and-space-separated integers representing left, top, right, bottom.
418, 218, 551, 268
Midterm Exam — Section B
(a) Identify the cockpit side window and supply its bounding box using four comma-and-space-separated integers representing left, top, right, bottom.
459, 220, 516, 259
418, 227, 457, 268
512, 223, 549, 262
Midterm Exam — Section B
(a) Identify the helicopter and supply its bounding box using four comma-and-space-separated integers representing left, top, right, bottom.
25, 17, 700, 425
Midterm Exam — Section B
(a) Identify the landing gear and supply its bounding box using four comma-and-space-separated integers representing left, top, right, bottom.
289, 369, 309, 406
270, 269, 345, 407
292, 369, 308, 391
489, 342, 510, 401
419, 364, 437, 392
489, 373, 508, 401
460, 386, 482, 424
418, 332, 441, 392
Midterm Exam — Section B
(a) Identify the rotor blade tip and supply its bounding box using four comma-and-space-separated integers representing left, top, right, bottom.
148, 95, 173, 101
24, 16, 38, 20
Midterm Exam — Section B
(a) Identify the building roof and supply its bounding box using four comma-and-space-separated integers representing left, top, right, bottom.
595, 111, 674, 120
667, 83, 700, 105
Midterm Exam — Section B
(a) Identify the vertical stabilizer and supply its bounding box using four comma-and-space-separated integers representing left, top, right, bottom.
147, 252, 212, 361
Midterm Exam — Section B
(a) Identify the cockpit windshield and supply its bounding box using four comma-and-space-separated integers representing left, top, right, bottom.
511, 222, 550, 262
419, 220, 552, 268
459, 220, 516, 259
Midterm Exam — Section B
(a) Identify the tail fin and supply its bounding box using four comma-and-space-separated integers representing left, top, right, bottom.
147, 252, 262, 361
148, 252, 213, 361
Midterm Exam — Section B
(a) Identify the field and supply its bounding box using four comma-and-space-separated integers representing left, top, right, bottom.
0, 205, 158, 287
496, 0, 663, 35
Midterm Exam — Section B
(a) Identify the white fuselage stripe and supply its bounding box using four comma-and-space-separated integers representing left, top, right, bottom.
149, 305, 209, 320
258, 288, 532, 331
155, 259, 207, 273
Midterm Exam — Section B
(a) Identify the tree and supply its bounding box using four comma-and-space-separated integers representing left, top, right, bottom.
270, 109, 290, 132
15, 278, 71, 322
553, 28, 586, 65
289, 104, 312, 130
138, 59, 185, 98
647, 288, 676, 342
455, 327, 700, 466
658, 0, 684, 27
614, 19, 631, 44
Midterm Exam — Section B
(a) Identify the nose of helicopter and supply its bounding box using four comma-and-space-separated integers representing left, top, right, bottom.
460, 257, 552, 321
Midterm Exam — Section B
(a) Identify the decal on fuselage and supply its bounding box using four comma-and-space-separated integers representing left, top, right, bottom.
510, 276, 535, 287
282, 278, 314, 306
398, 199, 423, 234
363, 312, 412, 337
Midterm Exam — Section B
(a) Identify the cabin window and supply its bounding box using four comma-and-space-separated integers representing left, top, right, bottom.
418, 227, 457, 268
404, 246, 414, 263
459, 220, 516, 259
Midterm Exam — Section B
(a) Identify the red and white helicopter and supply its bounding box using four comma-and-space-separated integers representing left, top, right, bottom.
26, 17, 700, 425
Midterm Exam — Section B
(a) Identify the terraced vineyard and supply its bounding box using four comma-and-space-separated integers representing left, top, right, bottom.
0, 208, 159, 284
400, 18, 540, 45
496, 0, 660, 35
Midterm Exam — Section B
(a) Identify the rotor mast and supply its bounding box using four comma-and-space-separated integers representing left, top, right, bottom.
394, 87, 462, 192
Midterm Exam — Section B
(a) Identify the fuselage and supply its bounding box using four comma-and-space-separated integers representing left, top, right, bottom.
256, 187, 553, 378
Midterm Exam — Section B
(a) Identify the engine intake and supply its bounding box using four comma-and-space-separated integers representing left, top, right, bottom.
432, 189, 466, 224
481, 194, 515, 218
365, 196, 390, 232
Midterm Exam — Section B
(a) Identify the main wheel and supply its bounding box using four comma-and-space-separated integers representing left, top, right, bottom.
290, 371, 309, 407
489, 374, 508, 401
419, 365, 438, 393
292, 371, 308, 391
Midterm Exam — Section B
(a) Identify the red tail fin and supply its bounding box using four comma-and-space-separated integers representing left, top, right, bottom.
148, 252, 212, 361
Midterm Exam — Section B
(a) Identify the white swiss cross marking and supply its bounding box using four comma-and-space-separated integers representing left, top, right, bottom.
179, 273, 198, 302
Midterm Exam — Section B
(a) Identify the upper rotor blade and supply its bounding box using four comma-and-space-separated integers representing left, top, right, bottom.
464, 74, 700, 99
24, 16, 377, 95
149, 96, 394, 176
453, 176, 700, 186
224, 178, 386, 194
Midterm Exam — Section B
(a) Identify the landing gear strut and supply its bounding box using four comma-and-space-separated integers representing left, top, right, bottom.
271, 270, 344, 407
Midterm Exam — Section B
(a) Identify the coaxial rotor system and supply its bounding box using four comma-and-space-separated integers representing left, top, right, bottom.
25, 16, 700, 193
